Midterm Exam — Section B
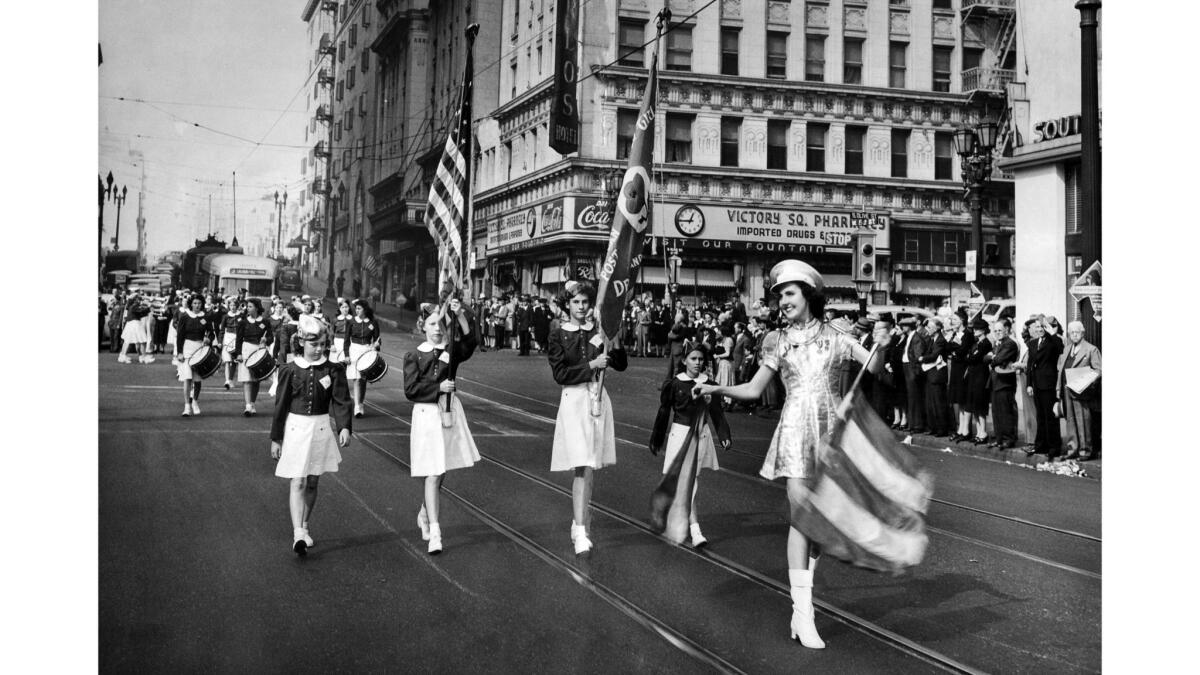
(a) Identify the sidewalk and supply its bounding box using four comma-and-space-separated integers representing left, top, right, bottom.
900, 430, 1102, 481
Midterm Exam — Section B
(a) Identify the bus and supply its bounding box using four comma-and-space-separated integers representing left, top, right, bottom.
276, 266, 303, 292
200, 254, 279, 298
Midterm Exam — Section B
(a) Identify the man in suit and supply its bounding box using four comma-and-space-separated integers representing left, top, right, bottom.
514, 294, 533, 356
531, 297, 553, 354
1057, 320, 1101, 460
920, 317, 952, 437
1026, 319, 1065, 457
899, 317, 929, 433
867, 318, 897, 424
988, 319, 1020, 449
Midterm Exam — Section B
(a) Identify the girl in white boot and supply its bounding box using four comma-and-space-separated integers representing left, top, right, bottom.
695, 260, 890, 648
403, 299, 479, 555
547, 281, 627, 556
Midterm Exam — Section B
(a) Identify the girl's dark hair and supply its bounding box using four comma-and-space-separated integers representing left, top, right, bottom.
353, 299, 375, 320
792, 281, 827, 320
555, 280, 597, 314
675, 339, 712, 375
286, 306, 301, 321
245, 298, 263, 315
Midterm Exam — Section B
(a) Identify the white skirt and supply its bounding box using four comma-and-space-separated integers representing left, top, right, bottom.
166, 322, 177, 352
220, 331, 238, 363
410, 396, 480, 477
175, 339, 205, 381
661, 422, 720, 474
345, 342, 372, 380
330, 337, 345, 364
716, 360, 734, 387
275, 413, 342, 478
551, 382, 616, 472
120, 320, 147, 344
236, 342, 265, 383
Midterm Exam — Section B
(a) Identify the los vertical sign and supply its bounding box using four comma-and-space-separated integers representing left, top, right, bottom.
548, 0, 580, 154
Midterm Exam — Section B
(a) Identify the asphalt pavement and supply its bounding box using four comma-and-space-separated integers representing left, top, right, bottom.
99, 302, 1101, 674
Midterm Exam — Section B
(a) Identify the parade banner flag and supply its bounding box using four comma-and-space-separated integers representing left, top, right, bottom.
649, 410, 704, 544
594, 38, 659, 343
790, 389, 934, 574
424, 25, 478, 293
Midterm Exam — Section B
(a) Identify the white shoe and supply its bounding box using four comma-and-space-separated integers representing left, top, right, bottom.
223, 380, 232, 390
292, 528, 308, 556
689, 523, 708, 548
117, 355, 131, 364
354, 404, 364, 418
181, 404, 192, 417
190, 400, 201, 416
427, 524, 442, 555
249, 403, 257, 415
243, 405, 253, 417
418, 508, 430, 541
300, 527, 314, 548
788, 569, 825, 649
571, 523, 592, 555
143, 355, 155, 364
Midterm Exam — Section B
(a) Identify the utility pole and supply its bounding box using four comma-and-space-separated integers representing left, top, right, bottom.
1075, 0, 1101, 346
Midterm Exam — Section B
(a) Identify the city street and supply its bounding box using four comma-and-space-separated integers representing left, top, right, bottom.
99, 323, 1101, 674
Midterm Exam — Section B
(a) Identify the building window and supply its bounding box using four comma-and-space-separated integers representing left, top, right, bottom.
904, 232, 920, 261
537, 44, 543, 76
721, 28, 739, 75
891, 129, 908, 178
618, 20, 645, 68
807, 123, 827, 172
1065, 162, 1081, 234
767, 120, 788, 170
720, 117, 741, 167
845, 126, 865, 175
339, 40, 346, 63
932, 46, 953, 92
889, 42, 907, 88
935, 132, 953, 180
766, 32, 788, 79
944, 236, 959, 264
933, 0, 952, 9
963, 47, 983, 73
666, 25, 693, 71
666, 113, 693, 164
350, 24, 357, 48
510, 61, 517, 98
617, 109, 637, 160
805, 34, 826, 82
843, 38, 863, 85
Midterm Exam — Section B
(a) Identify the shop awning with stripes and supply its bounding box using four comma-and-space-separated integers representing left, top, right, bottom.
641, 266, 735, 288
893, 262, 1014, 277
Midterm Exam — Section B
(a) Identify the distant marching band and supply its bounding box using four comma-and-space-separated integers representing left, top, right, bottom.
129, 259, 933, 650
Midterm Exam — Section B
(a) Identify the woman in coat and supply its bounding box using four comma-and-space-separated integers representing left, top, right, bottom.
963, 318, 993, 444
404, 299, 479, 555
1057, 320, 1101, 460
945, 313, 975, 441
548, 280, 628, 555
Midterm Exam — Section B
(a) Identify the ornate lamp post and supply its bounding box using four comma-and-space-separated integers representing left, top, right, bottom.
112, 185, 128, 248
99, 172, 114, 279
274, 189, 288, 259
952, 119, 998, 284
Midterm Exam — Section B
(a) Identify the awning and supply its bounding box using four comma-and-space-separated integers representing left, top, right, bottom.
641, 266, 734, 287
541, 266, 564, 284
894, 262, 1014, 277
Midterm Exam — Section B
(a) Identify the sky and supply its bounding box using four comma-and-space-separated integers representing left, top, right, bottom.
99, 0, 313, 257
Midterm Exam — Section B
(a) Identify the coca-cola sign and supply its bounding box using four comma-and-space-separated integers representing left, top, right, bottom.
575, 198, 613, 232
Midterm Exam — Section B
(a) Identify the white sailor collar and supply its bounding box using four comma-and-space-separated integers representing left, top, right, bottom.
184, 309, 204, 319
675, 372, 710, 383
353, 316, 368, 323
561, 321, 594, 332
417, 341, 448, 352
293, 356, 328, 369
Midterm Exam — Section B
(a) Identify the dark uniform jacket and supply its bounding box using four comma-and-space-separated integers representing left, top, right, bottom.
402, 330, 478, 404
270, 356, 353, 442
548, 321, 628, 386
234, 315, 274, 354
343, 316, 380, 357
175, 310, 215, 353
649, 373, 732, 455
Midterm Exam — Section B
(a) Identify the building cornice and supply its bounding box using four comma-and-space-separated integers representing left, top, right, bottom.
489, 79, 555, 121
998, 136, 1086, 172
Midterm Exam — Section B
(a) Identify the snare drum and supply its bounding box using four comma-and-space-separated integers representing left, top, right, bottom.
355, 350, 388, 383
186, 345, 222, 379
244, 348, 277, 382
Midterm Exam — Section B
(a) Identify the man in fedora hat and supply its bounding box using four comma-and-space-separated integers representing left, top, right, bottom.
514, 294, 533, 356
898, 317, 928, 433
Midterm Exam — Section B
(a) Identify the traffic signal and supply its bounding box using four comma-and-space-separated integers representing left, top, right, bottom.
852, 231, 877, 283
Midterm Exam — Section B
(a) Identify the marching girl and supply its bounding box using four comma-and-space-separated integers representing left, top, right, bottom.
270, 315, 352, 556
174, 294, 216, 417
694, 260, 891, 649
234, 298, 274, 417
649, 341, 731, 547
218, 297, 243, 390
269, 306, 303, 397
403, 299, 479, 555
343, 299, 381, 418
330, 298, 351, 364
547, 280, 628, 555
117, 292, 150, 364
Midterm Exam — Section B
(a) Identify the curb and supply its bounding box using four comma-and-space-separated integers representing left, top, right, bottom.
902, 433, 1101, 481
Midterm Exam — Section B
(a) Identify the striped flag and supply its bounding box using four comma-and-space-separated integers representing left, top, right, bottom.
790, 389, 934, 574
594, 30, 659, 343
424, 25, 478, 292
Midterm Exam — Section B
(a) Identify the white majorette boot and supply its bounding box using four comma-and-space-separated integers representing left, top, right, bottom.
788, 569, 825, 649
571, 522, 592, 555
427, 523, 443, 555
690, 523, 708, 548
417, 507, 431, 541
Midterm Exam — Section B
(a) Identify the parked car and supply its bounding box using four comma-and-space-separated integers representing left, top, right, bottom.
826, 303, 935, 325
978, 298, 1017, 325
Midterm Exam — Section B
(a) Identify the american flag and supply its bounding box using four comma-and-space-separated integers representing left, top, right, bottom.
424, 25, 477, 290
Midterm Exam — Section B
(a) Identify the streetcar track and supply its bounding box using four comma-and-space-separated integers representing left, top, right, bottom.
361, 401, 981, 674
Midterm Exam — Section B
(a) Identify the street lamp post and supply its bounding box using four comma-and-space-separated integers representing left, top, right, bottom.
325, 182, 345, 299
952, 120, 998, 285
113, 185, 127, 249
275, 190, 287, 259
99, 172, 114, 280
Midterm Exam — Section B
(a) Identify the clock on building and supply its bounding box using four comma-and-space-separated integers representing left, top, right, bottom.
674, 205, 705, 237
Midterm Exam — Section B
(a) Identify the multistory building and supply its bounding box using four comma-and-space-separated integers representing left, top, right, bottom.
475, 0, 1017, 309
366, 0, 501, 305
998, 0, 1100, 325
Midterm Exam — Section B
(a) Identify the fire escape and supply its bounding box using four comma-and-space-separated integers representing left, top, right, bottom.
960, 0, 1017, 178
312, 0, 339, 258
